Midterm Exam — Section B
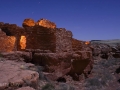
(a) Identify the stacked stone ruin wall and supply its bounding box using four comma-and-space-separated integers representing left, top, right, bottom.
56, 28, 73, 53
72, 38, 85, 51
0, 23, 25, 51
25, 26, 56, 52
0, 30, 16, 52
0, 22, 73, 53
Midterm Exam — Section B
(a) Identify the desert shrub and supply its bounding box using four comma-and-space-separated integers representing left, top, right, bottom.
42, 83, 55, 90
85, 86, 102, 90
99, 58, 120, 68
84, 58, 117, 89
85, 77, 101, 88
85, 75, 110, 89
101, 70, 113, 81
57, 83, 75, 90
96, 68, 113, 82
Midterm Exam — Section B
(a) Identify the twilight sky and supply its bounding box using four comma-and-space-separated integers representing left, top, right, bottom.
0, 0, 120, 41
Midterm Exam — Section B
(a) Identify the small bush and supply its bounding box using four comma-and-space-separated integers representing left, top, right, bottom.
98, 59, 120, 68
85, 77, 101, 88
84, 58, 118, 89
42, 83, 55, 90
57, 83, 75, 90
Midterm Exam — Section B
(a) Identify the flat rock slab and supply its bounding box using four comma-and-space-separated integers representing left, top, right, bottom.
16, 86, 35, 90
0, 60, 39, 90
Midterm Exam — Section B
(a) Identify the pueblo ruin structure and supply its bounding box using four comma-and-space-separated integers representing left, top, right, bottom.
0, 18, 93, 81
0, 18, 73, 53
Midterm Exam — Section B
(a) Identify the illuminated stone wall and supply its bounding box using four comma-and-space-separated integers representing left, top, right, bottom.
36, 19, 56, 29
0, 22, 25, 51
0, 29, 16, 52
0, 19, 73, 53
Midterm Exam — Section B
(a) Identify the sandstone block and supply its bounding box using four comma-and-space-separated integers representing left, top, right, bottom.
36, 18, 56, 29
22, 18, 35, 27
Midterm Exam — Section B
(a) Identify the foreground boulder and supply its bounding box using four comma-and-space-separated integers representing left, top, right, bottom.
0, 60, 39, 90
68, 51, 93, 80
16, 86, 35, 90
0, 50, 93, 81
32, 51, 93, 81
1, 51, 32, 62
33, 52, 72, 81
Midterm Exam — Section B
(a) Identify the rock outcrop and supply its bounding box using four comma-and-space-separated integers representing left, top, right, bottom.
90, 41, 120, 59
31, 50, 93, 81
16, 86, 35, 90
69, 51, 93, 80
0, 60, 39, 90
32, 52, 72, 80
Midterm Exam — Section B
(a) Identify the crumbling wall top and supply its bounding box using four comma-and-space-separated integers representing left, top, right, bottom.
36, 18, 56, 29
22, 18, 35, 27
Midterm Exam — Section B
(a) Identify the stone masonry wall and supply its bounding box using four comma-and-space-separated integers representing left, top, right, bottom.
0, 22, 26, 51
72, 38, 85, 51
0, 20, 72, 53
25, 26, 56, 52
56, 28, 73, 53
72, 38, 91, 51
0, 29, 16, 52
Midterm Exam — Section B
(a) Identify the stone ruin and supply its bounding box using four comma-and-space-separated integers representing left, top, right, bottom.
0, 18, 72, 53
0, 19, 120, 89
0, 18, 93, 81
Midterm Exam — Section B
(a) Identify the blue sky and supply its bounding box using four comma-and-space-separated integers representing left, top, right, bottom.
0, 0, 120, 41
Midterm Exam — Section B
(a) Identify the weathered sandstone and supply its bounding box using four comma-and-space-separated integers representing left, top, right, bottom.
0, 60, 39, 90
22, 18, 35, 27
36, 18, 56, 29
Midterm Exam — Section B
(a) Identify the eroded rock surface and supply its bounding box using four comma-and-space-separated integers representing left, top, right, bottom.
16, 86, 35, 90
32, 51, 93, 81
0, 60, 39, 90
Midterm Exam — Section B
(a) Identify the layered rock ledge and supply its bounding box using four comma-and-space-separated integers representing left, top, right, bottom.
0, 60, 39, 90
